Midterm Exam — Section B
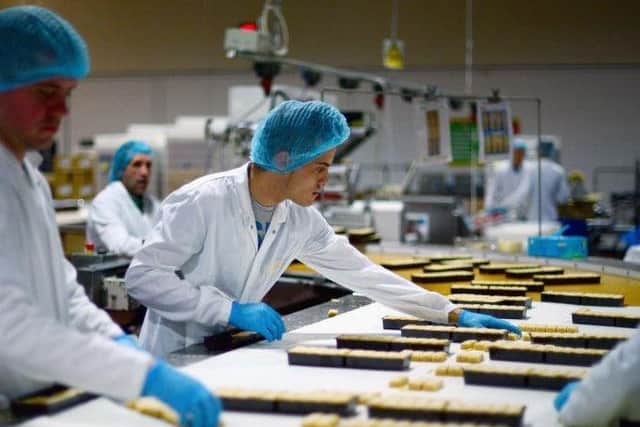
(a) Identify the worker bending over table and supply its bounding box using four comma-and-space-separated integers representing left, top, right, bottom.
126, 100, 521, 357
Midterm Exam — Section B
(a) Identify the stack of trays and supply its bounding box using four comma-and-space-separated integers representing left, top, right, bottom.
424, 263, 474, 273
411, 271, 474, 283
572, 308, 640, 328
11, 386, 96, 416
215, 387, 357, 415
401, 325, 507, 342
453, 303, 527, 319
428, 254, 473, 262
336, 334, 450, 352
382, 314, 436, 329
288, 346, 411, 370
442, 258, 490, 266
541, 291, 624, 306
366, 394, 525, 427
448, 293, 531, 308
489, 341, 608, 366
450, 285, 527, 297
478, 264, 539, 274
532, 273, 601, 284
379, 258, 430, 270
463, 364, 586, 391
505, 266, 564, 278
472, 280, 545, 292
204, 330, 263, 351
516, 323, 579, 333
347, 228, 381, 245
530, 332, 629, 350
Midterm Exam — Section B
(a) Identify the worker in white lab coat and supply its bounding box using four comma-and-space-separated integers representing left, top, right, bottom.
484, 138, 534, 220
555, 327, 640, 426
527, 143, 570, 221
126, 100, 521, 357
0, 6, 220, 426
87, 140, 159, 256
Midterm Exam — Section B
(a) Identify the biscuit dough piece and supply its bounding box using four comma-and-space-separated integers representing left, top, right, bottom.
389, 375, 409, 388
408, 377, 444, 391
434, 364, 464, 376
127, 397, 180, 425
456, 351, 484, 363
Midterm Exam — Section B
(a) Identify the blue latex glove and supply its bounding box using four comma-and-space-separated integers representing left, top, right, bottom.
228, 301, 286, 341
457, 309, 522, 336
113, 334, 143, 350
142, 360, 222, 427
554, 381, 580, 412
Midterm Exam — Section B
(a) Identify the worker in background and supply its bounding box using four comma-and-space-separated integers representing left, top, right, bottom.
554, 327, 640, 425
0, 6, 220, 426
126, 100, 521, 357
526, 141, 570, 221
87, 140, 159, 256
484, 138, 533, 220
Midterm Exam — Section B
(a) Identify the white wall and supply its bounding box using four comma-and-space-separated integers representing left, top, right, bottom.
61, 66, 640, 200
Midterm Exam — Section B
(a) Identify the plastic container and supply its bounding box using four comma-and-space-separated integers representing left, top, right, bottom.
527, 235, 587, 259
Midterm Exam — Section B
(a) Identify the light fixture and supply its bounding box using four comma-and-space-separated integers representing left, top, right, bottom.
382, 0, 404, 70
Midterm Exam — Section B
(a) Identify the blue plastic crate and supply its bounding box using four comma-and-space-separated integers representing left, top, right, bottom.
527, 235, 587, 259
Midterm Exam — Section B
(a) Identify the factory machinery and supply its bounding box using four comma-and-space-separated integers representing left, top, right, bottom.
21, 3, 637, 425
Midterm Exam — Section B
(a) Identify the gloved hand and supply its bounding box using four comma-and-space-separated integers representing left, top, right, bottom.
142, 360, 222, 427
228, 301, 286, 341
113, 334, 143, 350
457, 309, 522, 336
554, 381, 580, 411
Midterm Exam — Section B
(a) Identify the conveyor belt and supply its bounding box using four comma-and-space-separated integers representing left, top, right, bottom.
27, 301, 640, 427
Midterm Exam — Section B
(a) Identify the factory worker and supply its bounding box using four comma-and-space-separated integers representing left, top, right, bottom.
87, 140, 160, 256
526, 142, 570, 221
554, 328, 640, 426
126, 100, 521, 357
0, 6, 220, 426
484, 138, 534, 220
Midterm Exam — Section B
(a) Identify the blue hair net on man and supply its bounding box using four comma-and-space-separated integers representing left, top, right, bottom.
108, 141, 153, 182
0, 5, 89, 92
250, 100, 350, 174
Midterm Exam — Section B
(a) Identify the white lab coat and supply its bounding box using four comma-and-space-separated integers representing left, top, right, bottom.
527, 158, 570, 221
87, 181, 159, 257
484, 159, 534, 219
126, 163, 457, 357
0, 144, 152, 401
560, 327, 640, 426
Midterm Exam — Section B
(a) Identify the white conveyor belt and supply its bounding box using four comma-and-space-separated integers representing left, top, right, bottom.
16, 301, 640, 427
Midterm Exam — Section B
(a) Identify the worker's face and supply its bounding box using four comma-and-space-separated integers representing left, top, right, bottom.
121, 153, 152, 196
512, 147, 525, 170
285, 149, 336, 207
0, 78, 76, 159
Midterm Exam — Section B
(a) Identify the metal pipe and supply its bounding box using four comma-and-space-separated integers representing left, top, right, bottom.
537, 98, 542, 236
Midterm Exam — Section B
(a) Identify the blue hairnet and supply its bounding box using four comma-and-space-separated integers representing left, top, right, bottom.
108, 141, 153, 182
0, 6, 89, 92
250, 100, 350, 174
